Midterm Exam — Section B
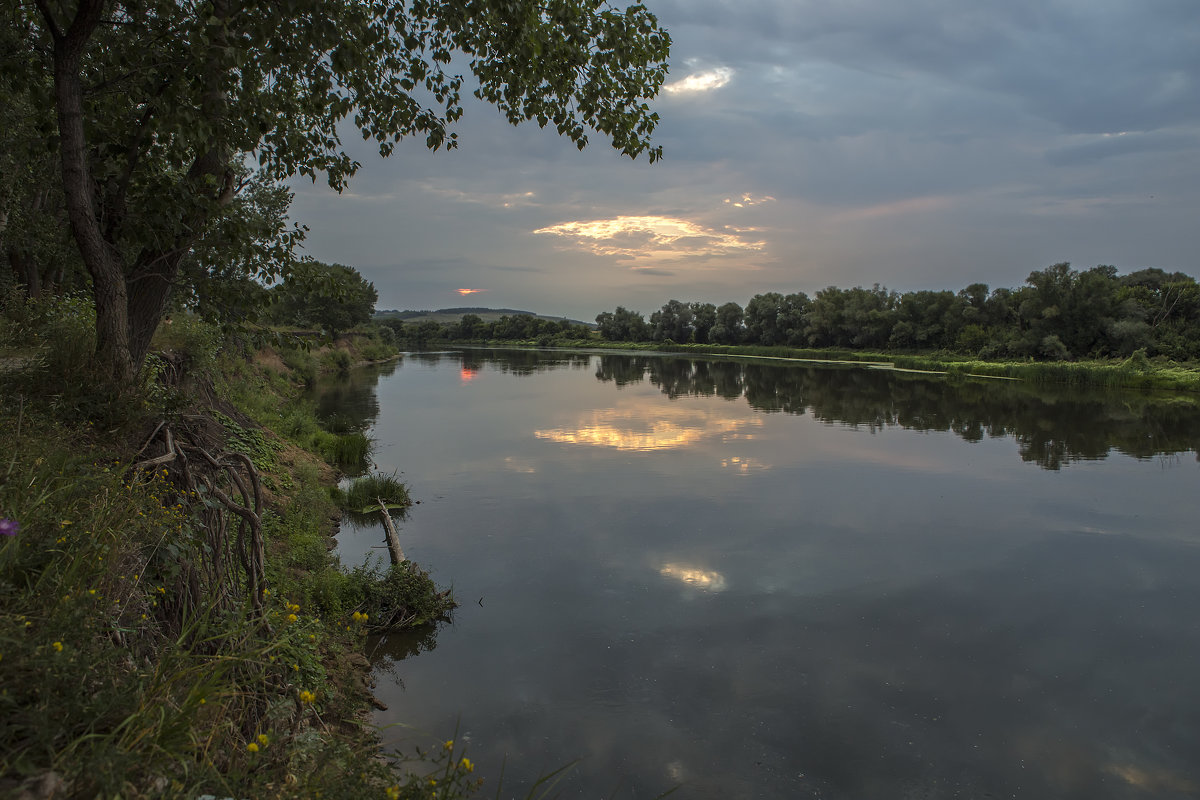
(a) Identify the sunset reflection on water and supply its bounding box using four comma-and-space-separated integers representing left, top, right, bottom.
534, 406, 761, 452
659, 562, 728, 591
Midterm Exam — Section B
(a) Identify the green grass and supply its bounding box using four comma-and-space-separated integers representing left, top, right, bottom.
0, 299, 470, 799
322, 431, 373, 472
0, 410, 375, 798
344, 473, 412, 513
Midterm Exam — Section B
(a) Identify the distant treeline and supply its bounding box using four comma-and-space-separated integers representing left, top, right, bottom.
377, 264, 1200, 362
378, 311, 594, 345
376, 307, 539, 320
595, 264, 1200, 361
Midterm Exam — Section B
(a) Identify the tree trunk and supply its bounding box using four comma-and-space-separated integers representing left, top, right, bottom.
126, 253, 180, 369
47, 0, 136, 385
5, 246, 42, 298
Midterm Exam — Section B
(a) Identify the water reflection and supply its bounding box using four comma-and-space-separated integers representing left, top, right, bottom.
718, 455, 768, 472
310, 358, 398, 433
535, 407, 761, 452
659, 563, 727, 591
458, 348, 592, 376
591, 354, 1200, 470
369, 624, 445, 680
322, 348, 1200, 799
396, 349, 1200, 469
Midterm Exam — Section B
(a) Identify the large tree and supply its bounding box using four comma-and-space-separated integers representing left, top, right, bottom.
268, 261, 377, 336
15, 0, 670, 384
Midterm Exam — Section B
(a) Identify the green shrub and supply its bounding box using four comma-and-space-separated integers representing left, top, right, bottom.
151, 312, 223, 372
343, 472, 410, 513
321, 348, 352, 374
279, 347, 318, 386
359, 341, 397, 362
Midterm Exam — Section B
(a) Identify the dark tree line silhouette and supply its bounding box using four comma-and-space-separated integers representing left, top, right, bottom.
595, 264, 1200, 361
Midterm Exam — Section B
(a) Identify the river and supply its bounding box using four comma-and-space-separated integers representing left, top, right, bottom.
316, 348, 1200, 799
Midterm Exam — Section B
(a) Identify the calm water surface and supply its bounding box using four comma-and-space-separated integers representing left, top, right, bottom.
319, 349, 1200, 799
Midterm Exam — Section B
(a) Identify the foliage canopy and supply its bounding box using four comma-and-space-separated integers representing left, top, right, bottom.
3, 0, 671, 383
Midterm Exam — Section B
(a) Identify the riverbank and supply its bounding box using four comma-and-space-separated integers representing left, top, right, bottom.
431, 336, 1200, 393
0, 311, 472, 799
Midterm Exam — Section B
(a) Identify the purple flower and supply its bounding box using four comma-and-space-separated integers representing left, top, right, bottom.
0, 518, 18, 537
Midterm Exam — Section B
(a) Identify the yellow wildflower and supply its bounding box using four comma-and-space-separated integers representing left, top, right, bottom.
52, 641, 63, 653
287, 614, 298, 623
460, 757, 473, 773
247, 742, 259, 753
257, 733, 269, 747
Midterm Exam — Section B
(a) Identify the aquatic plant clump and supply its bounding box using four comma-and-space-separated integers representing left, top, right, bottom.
343, 473, 411, 513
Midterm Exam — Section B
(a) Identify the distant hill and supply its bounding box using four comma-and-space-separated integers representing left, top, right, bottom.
375, 307, 595, 327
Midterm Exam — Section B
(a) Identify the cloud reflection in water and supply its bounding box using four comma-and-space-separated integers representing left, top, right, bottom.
660, 563, 728, 591
535, 407, 761, 452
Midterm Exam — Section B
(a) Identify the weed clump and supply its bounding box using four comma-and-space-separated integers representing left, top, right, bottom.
344, 472, 411, 513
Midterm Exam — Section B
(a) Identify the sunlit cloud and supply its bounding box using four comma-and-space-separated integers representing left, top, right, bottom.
660, 562, 727, 591
535, 407, 761, 452
724, 194, 776, 208
533, 215, 764, 263
664, 67, 734, 94
457, 288, 485, 296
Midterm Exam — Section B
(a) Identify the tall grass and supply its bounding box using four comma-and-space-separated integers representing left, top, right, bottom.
322, 431, 372, 472
343, 472, 411, 513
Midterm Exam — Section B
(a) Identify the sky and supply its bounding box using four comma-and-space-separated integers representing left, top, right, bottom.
288, 0, 1200, 321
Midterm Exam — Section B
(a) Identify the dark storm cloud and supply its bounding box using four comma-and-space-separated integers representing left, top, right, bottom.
659, 0, 1200, 131
290, 0, 1200, 318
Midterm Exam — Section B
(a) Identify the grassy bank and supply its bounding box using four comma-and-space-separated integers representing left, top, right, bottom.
441, 336, 1200, 393
0, 302, 474, 799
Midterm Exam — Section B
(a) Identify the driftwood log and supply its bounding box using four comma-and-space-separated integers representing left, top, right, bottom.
377, 499, 404, 564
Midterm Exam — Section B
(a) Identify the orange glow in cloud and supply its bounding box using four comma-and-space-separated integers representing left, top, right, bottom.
533, 215, 763, 263
457, 288, 485, 296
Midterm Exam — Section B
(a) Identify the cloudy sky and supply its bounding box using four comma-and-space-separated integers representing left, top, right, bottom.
288, 0, 1200, 321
